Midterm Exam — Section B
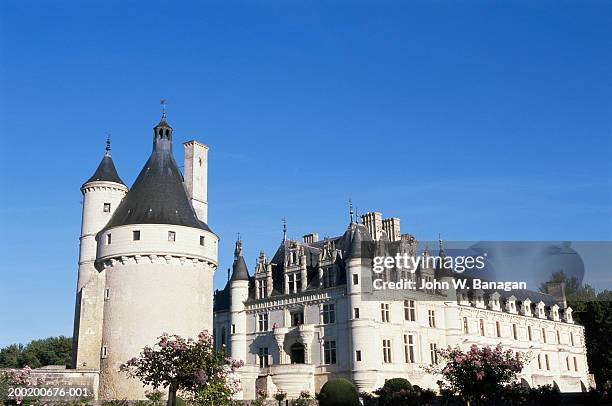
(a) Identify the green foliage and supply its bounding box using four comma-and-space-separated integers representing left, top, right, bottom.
0, 336, 72, 369
382, 378, 412, 393
317, 378, 360, 406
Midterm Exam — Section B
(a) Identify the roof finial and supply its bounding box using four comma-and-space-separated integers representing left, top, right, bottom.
282, 217, 287, 242
160, 99, 167, 119
349, 199, 354, 223
105, 134, 111, 157
355, 207, 359, 224
234, 236, 242, 259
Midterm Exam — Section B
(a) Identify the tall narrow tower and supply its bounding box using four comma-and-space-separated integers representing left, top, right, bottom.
73, 139, 127, 370
92, 114, 218, 399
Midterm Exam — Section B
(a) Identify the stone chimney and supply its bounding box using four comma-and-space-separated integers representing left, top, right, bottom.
545, 282, 567, 309
362, 212, 383, 240
382, 217, 401, 241
303, 233, 319, 244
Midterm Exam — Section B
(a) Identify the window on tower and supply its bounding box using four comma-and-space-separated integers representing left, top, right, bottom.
168, 231, 176, 242
103, 203, 111, 213
133, 230, 141, 241
106, 234, 111, 244
200, 236, 205, 246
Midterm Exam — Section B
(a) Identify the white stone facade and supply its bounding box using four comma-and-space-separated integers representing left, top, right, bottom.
214, 216, 591, 399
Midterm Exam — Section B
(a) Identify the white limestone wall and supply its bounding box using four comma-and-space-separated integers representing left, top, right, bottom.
73, 181, 127, 371
97, 224, 218, 399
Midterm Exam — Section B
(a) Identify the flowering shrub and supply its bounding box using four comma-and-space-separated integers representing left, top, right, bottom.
0, 366, 44, 405
426, 344, 527, 405
120, 331, 243, 406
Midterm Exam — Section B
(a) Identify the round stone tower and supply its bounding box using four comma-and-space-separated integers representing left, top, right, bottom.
73, 139, 128, 371
95, 114, 218, 399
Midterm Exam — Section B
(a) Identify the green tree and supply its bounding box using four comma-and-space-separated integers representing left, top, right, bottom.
120, 331, 243, 406
0, 336, 72, 369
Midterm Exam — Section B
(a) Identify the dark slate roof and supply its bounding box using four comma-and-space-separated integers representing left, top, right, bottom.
84, 155, 125, 186
230, 256, 250, 281
101, 119, 212, 233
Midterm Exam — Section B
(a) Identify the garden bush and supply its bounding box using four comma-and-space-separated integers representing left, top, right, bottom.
317, 378, 360, 406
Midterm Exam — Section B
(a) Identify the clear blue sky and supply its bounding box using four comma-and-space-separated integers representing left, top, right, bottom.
0, 0, 610, 347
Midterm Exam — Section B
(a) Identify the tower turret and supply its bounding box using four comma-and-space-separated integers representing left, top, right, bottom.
229, 238, 250, 363
87, 114, 218, 400
72, 138, 127, 370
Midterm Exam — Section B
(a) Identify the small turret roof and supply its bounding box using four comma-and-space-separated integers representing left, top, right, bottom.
230, 239, 250, 281
84, 139, 125, 186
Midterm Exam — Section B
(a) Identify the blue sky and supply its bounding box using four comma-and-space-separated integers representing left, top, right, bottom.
0, 0, 610, 346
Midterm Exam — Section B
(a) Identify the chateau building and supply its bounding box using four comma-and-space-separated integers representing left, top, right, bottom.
69, 113, 591, 400
213, 213, 592, 399
72, 114, 218, 399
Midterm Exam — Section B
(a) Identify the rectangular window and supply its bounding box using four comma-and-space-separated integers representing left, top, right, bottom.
231, 324, 235, 334
288, 273, 301, 294
566, 356, 570, 371
200, 236, 205, 246
382, 339, 392, 363
322, 268, 335, 288
355, 350, 362, 362
537, 354, 542, 369
322, 304, 336, 324
528, 326, 533, 341
404, 300, 416, 321
258, 279, 268, 299
542, 328, 547, 343
496, 321, 501, 338
381, 303, 390, 323
106, 234, 111, 244
352, 273, 359, 285
513, 324, 518, 340
570, 332, 574, 346
104, 288, 110, 300
291, 310, 304, 326
103, 203, 111, 213
574, 356, 578, 371
428, 310, 436, 328
257, 314, 269, 332
324, 341, 337, 365
463, 317, 469, 334
430, 343, 438, 364
258, 347, 269, 368
354, 308, 360, 319
545, 354, 550, 370
404, 334, 415, 363
557, 330, 561, 344
133, 230, 141, 241
101, 346, 108, 358
168, 231, 176, 242
479, 319, 485, 336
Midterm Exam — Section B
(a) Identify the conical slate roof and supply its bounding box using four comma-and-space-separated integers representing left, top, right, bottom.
84, 141, 125, 186
230, 239, 250, 281
102, 116, 212, 232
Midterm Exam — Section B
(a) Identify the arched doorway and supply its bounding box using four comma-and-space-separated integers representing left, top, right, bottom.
290, 343, 305, 364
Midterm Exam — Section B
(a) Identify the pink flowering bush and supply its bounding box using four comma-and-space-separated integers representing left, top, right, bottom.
426, 344, 528, 405
0, 366, 44, 405
120, 330, 243, 406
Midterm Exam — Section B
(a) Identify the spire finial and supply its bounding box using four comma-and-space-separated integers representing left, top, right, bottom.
438, 233, 445, 257
234, 236, 242, 259
105, 134, 111, 157
282, 217, 287, 242
355, 207, 359, 224
349, 199, 354, 223
160, 99, 167, 119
